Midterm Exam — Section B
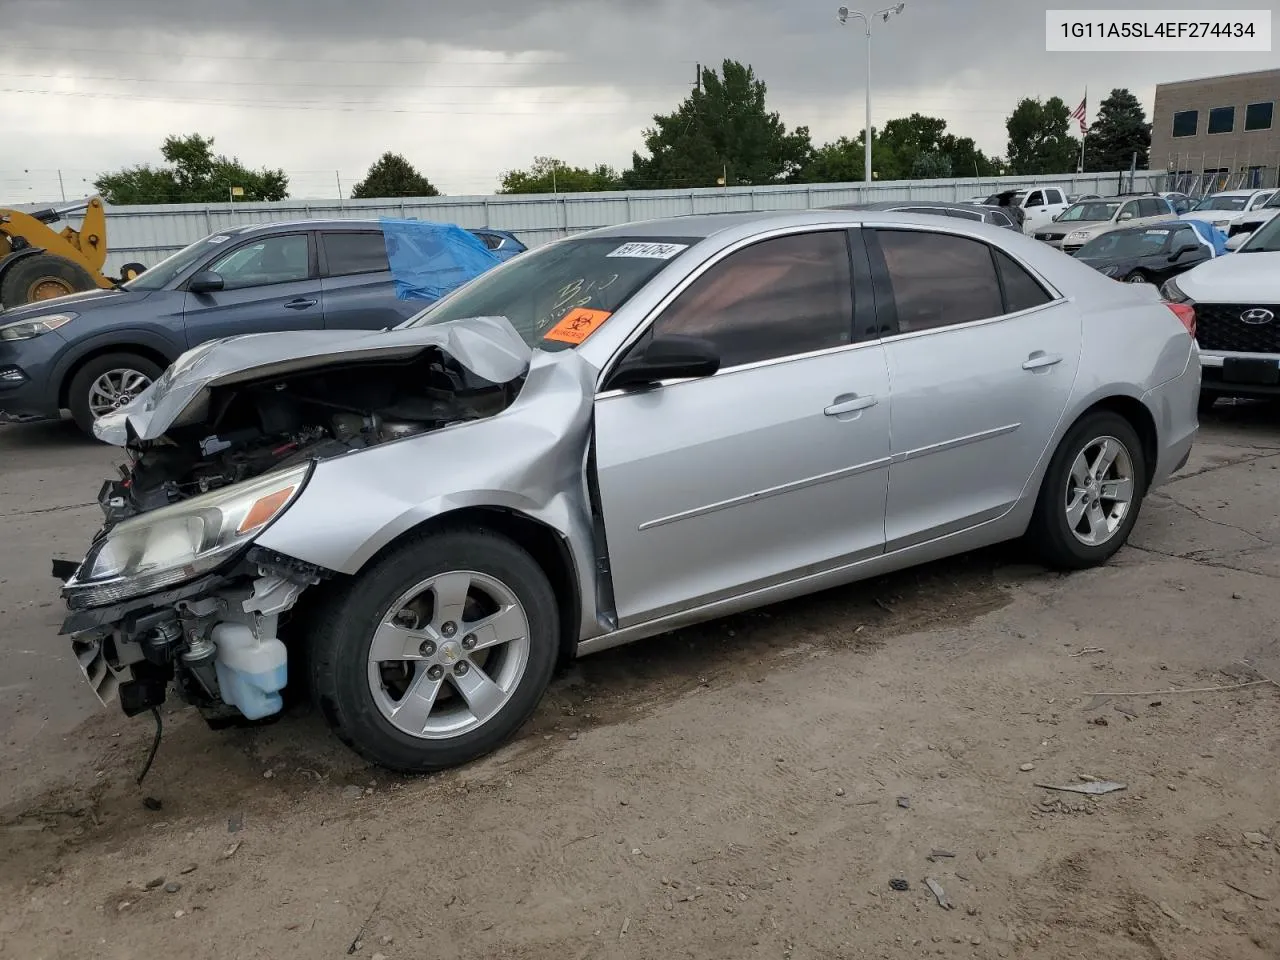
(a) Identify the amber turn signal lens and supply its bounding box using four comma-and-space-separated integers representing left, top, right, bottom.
236, 486, 296, 535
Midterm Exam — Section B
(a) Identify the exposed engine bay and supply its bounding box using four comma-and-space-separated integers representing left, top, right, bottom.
59, 343, 526, 752
97, 348, 522, 529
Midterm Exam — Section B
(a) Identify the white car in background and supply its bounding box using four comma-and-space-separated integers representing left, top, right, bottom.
1181, 189, 1276, 234
1162, 212, 1280, 411
1224, 191, 1280, 250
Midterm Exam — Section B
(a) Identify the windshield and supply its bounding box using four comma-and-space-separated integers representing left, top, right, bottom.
1057, 201, 1121, 223
121, 232, 237, 291
1263, 193, 1280, 210
1193, 194, 1249, 211
983, 191, 1025, 206
1077, 228, 1172, 259
403, 235, 698, 350
1239, 215, 1280, 253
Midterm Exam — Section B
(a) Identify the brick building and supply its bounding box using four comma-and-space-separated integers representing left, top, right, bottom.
1149, 68, 1280, 193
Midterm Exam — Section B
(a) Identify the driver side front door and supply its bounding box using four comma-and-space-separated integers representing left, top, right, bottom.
592, 229, 892, 627
181, 232, 325, 347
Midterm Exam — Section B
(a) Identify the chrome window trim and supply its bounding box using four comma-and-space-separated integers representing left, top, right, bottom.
593, 219, 1068, 396
860, 221, 1069, 344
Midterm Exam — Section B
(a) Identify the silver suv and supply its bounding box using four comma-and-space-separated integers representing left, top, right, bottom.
1035, 195, 1176, 253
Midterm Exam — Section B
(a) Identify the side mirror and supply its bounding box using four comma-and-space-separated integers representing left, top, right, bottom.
1169, 243, 1200, 261
606, 335, 721, 391
188, 270, 225, 294
1118, 212, 1134, 221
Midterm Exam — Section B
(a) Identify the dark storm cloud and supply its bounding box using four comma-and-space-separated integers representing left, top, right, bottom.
5, 0, 1276, 198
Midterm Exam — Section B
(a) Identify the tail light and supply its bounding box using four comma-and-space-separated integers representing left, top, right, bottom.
1164, 301, 1196, 338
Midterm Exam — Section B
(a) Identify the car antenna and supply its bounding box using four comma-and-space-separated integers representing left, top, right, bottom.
135, 708, 163, 786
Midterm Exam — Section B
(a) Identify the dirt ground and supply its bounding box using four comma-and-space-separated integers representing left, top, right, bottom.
1, 408, 1278, 960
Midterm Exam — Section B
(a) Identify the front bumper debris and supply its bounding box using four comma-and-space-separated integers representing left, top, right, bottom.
58, 546, 332, 725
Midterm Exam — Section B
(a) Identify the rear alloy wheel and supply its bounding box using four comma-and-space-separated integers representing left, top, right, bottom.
1028, 410, 1147, 570
1123, 271, 1148, 284
310, 529, 559, 772
66, 352, 163, 436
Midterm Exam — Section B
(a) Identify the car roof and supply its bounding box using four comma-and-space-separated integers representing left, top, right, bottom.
1207, 189, 1266, 197
826, 200, 989, 211
230, 218, 495, 236
574, 209, 1049, 247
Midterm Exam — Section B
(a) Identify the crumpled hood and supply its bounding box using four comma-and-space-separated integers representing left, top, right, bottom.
93, 316, 533, 445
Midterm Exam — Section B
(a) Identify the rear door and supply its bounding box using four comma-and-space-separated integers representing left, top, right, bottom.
318, 229, 420, 330
867, 226, 1081, 549
180, 232, 324, 347
1136, 197, 1168, 224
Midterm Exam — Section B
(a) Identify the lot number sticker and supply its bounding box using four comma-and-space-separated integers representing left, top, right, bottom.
606, 242, 688, 260
543, 307, 613, 345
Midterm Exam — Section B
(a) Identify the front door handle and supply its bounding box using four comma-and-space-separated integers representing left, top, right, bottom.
825, 394, 878, 417
1022, 352, 1063, 371
284, 297, 318, 310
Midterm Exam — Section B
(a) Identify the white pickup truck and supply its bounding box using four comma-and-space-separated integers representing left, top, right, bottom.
981, 186, 1071, 234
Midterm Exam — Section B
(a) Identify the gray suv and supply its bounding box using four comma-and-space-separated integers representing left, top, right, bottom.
0, 220, 521, 436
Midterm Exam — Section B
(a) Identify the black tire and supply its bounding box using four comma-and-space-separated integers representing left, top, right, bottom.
309, 528, 559, 773
0, 253, 97, 308
1197, 391, 1219, 416
66, 352, 163, 436
1123, 270, 1149, 284
1027, 410, 1147, 571
119, 262, 148, 282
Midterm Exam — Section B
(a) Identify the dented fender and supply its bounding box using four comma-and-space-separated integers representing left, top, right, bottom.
254, 347, 605, 642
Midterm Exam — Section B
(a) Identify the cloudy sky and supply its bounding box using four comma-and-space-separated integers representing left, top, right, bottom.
2, 0, 1275, 201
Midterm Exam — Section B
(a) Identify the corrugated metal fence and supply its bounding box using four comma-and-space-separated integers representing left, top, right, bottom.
97, 171, 1165, 275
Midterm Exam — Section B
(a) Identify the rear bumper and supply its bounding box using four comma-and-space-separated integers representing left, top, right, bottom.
1143, 347, 1200, 488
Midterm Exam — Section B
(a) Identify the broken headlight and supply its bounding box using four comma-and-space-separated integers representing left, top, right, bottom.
63, 464, 311, 609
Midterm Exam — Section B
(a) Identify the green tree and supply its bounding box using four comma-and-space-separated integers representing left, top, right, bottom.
350, 152, 440, 199
1082, 88, 1150, 173
798, 114, 1001, 183
1005, 97, 1077, 176
911, 151, 953, 179
800, 135, 866, 182
94, 134, 288, 204
624, 59, 812, 189
498, 156, 622, 194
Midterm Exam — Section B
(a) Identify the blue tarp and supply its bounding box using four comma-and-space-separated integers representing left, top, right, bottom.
1151, 218, 1229, 257
380, 218, 503, 302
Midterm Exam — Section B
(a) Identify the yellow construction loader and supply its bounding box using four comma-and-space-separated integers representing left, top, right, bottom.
0, 197, 143, 309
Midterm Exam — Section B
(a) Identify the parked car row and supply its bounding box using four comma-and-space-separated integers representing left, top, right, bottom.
0, 221, 527, 434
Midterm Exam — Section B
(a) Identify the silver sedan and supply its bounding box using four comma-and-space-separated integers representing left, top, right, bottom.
60, 210, 1200, 773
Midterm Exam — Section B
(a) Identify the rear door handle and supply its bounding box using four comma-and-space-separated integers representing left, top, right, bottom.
825, 394, 878, 417
284, 298, 318, 310
1022, 352, 1063, 371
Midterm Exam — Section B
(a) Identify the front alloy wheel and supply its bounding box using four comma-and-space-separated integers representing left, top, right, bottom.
310, 528, 559, 772
87, 368, 153, 419
368, 571, 531, 740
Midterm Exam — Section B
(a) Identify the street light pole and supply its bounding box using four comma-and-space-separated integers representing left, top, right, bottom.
837, 3, 906, 185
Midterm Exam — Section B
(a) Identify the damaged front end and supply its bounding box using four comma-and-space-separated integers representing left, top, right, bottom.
58, 317, 533, 728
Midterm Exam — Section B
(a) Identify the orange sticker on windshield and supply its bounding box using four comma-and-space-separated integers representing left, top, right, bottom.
543, 307, 612, 345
